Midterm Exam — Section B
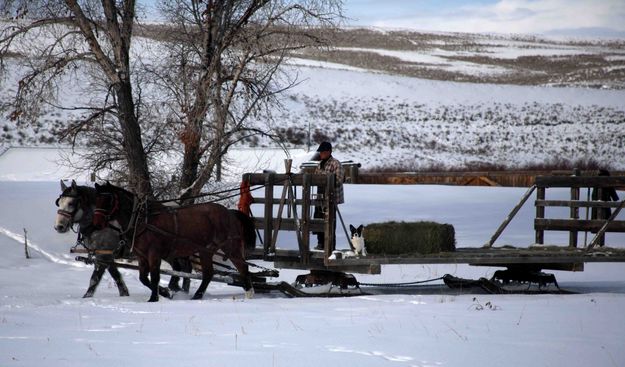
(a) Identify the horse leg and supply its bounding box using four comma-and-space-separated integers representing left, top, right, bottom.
148, 255, 171, 302
230, 255, 254, 299
147, 259, 160, 302
138, 258, 153, 293
167, 258, 182, 292
192, 255, 214, 300
106, 262, 129, 297
83, 262, 106, 298
168, 257, 191, 293
181, 258, 191, 292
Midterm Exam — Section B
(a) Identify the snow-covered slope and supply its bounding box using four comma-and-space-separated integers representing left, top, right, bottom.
1, 28, 624, 171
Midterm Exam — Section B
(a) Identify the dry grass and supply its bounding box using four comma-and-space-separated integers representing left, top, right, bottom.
295, 28, 625, 89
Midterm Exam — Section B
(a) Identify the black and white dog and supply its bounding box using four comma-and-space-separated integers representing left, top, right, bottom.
349, 224, 367, 256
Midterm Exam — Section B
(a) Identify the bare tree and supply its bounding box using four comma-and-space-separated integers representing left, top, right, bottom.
0, 0, 153, 196
1, 0, 342, 200
150, 0, 343, 202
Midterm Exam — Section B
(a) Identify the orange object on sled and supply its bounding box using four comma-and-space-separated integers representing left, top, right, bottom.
238, 180, 253, 216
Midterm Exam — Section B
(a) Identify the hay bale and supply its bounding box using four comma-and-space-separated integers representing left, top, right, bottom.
365, 221, 455, 255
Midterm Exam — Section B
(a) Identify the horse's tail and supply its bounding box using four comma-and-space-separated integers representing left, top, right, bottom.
229, 209, 256, 252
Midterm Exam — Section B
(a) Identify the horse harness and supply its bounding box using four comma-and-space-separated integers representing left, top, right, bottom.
57, 190, 127, 258
97, 191, 242, 260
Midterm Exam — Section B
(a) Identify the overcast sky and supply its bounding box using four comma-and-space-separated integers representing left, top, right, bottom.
138, 0, 625, 37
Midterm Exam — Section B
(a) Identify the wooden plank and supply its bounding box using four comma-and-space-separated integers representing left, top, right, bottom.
535, 218, 625, 232
588, 200, 625, 249
324, 173, 336, 260
263, 173, 274, 256
351, 170, 625, 187
536, 187, 545, 244
247, 173, 328, 186
252, 197, 324, 206
253, 217, 325, 232
245, 246, 625, 272
270, 181, 290, 252
301, 174, 311, 265
323, 247, 625, 267
486, 185, 536, 248
535, 176, 625, 188
535, 200, 623, 208
286, 177, 306, 263
570, 187, 579, 247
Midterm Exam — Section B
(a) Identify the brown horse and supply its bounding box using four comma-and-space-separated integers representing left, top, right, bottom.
92, 182, 254, 302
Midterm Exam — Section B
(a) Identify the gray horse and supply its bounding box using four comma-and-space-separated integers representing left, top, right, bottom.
54, 180, 129, 298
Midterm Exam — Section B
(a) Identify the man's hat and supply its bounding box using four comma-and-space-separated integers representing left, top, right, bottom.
316, 141, 332, 152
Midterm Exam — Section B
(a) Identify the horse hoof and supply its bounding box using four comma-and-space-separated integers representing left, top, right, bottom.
168, 284, 181, 292
158, 287, 173, 299
82, 293, 94, 298
191, 293, 204, 300
245, 289, 255, 299
148, 297, 159, 302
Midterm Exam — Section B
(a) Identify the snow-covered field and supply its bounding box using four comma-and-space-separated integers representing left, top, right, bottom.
2, 150, 625, 367
2, 29, 624, 170
275, 66, 625, 169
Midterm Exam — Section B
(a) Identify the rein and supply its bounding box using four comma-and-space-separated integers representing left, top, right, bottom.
153, 178, 283, 205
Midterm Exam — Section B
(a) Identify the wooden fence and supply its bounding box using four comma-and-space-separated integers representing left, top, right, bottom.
534, 175, 625, 248
243, 172, 338, 267
242, 166, 625, 274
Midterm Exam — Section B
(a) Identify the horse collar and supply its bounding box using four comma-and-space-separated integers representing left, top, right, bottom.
94, 192, 121, 224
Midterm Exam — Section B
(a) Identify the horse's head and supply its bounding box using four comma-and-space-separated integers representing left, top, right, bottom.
93, 182, 120, 230
54, 180, 84, 233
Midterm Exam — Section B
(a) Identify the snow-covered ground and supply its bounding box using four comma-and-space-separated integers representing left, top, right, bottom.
1, 149, 625, 367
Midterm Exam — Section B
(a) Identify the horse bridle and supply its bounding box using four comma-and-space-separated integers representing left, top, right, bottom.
56, 193, 82, 221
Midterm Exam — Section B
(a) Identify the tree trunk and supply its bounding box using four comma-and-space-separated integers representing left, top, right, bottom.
179, 128, 201, 204
115, 81, 152, 197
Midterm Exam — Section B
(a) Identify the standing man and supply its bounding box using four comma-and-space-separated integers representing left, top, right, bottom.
313, 141, 344, 250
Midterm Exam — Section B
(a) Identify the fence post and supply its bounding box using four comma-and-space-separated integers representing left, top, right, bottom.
301, 174, 311, 265
569, 186, 580, 247
535, 186, 545, 244
324, 173, 336, 260
263, 172, 274, 257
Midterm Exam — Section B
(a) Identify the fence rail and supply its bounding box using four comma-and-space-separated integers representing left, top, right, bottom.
534, 174, 624, 248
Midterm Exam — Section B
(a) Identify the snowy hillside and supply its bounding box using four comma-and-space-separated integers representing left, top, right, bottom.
1, 27, 624, 170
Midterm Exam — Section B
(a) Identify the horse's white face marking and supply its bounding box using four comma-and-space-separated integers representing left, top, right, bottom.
54, 195, 83, 233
